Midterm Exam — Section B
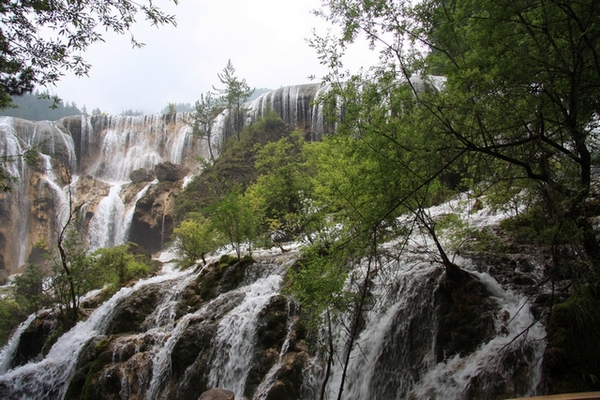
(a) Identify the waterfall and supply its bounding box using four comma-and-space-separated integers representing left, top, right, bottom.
0, 86, 336, 275
0, 238, 547, 400
0, 314, 37, 373
246, 83, 332, 140
87, 181, 126, 250
207, 273, 284, 396
0, 112, 212, 273
407, 266, 546, 399
0, 265, 193, 399
82, 114, 200, 180
0, 91, 550, 400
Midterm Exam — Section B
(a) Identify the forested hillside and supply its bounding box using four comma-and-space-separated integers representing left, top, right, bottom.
0, 92, 82, 121
0, 0, 599, 398
171, 0, 600, 395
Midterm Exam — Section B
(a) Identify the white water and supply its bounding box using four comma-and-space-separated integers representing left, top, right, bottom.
0, 266, 192, 399
0, 314, 37, 373
207, 273, 284, 398
407, 267, 546, 399
87, 181, 126, 250
0, 92, 549, 399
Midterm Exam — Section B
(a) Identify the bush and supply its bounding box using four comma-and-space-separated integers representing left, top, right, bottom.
0, 297, 28, 346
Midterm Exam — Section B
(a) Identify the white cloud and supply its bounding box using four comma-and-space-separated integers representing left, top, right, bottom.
49, 0, 336, 115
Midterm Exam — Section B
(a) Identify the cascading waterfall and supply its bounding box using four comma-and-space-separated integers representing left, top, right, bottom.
246, 83, 332, 139
0, 88, 551, 400
1, 86, 334, 274
40, 154, 70, 224
0, 112, 211, 272
87, 181, 126, 250
0, 265, 193, 399
207, 273, 284, 396
0, 233, 548, 400
407, 266, 546, 399
307, 255, 546, 400
0, 314, 37, 374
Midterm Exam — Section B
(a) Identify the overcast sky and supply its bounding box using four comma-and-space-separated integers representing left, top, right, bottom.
47, 0, 372, 115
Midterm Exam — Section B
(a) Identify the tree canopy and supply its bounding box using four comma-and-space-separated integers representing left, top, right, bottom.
0, 0, 178, 109
213, 59, 254, 140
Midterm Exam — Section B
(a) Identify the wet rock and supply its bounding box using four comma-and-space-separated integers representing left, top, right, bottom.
198, 388, 235, 400
155, 161, 188, 182
12, 310, 60, 368
245, 295, 305, 399
129, 181, 181, 254
106, 285, 160, 334
434, 264, 497, 361
130, 168, 155, 183
264, 351, 309, 400
171, 318, 217, 378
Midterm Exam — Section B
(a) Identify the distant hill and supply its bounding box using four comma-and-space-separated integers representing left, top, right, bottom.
249, 88, 272, 101
0, 91, 83, 121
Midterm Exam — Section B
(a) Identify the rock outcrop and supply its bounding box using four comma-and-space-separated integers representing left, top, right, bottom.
198, 388, 235, 400
128, 179, 182, 254
155, 161, 188, 182
130, 168, 155, 183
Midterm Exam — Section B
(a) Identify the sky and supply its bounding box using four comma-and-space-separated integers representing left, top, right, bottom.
47, 0, 372, 115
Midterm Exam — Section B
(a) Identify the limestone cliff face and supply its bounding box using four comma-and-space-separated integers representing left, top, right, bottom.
129, 180, 181, 255
0, 117, 76, 278
0, 84, 332, 276
0, 114, 202, 277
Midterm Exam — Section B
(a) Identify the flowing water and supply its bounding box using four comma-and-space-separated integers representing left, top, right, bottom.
0, 88, 548, 399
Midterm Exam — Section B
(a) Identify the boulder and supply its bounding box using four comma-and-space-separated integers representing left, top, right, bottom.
128, 181, 181, 254
154, 161, 188, 182
198, 388, 235, 400
130, 168, 155, 183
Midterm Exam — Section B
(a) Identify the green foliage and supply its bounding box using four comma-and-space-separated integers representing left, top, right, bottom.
245, 129, 316, 242
174, 111, 292, 221
188, 91, 220, 161
173, 213, 225, 267
213, 59, 254, 140
206, 188, 260, 259
165, 102, 177, 115
160, 102, 194, 114
120, 109, 145, 116
0, 297, 28, 347
546, 283, 600, 392
286, 245, 353, 326
88, 243, 154, 290
0, 0, 178, 109
499, 205, 578, 247
0, 91, 82, 120
13, 264, 48, 314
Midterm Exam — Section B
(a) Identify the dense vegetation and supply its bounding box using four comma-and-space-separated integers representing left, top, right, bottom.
0, 91, 83, 121
0, 0, 178, 109
0, 0, 598, 397
171, 0, 600, 396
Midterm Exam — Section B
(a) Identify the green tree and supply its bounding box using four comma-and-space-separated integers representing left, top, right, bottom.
313, 0, 600, 393
0, 0, 178, 109
246, 129, 316, 246
316, 0, 600, 268
0, 297, 27, 346
13, 264, 48, 315
213, 59, 254, 140
173, 214, 224, 266
189, 91, 220, 162
89, 244, 153, 288
206, 189, 259, 260
0, 91, 83, 120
